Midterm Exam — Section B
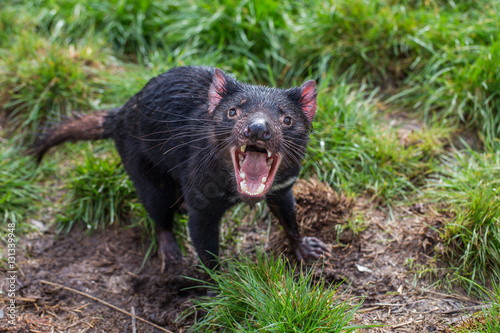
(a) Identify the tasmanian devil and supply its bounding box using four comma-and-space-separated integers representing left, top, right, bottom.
31, 66, 329, 269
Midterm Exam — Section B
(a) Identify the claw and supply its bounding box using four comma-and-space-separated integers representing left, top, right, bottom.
157, 230, 183, 272
294, 236, 330, 261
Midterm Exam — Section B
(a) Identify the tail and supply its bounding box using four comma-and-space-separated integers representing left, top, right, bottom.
28, 108, 119, 163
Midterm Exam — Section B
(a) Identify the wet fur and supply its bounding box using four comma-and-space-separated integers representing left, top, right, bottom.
32, 66, 327, 268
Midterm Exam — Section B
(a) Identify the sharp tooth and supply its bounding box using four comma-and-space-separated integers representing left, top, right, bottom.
267, 150, 272, 158
240, 180, 248, 192
267, 158, 273, 166
241, 145, 246, 152
240, 172, 246, 180
256, 183, 265, 195
261, 176, 267, 184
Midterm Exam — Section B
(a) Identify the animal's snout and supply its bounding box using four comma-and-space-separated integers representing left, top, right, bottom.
244, 118, 272, 142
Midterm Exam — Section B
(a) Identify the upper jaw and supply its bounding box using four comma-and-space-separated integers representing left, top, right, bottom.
231, 144, 281, 202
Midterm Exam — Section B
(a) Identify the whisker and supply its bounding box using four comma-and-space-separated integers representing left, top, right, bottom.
134, 102, 224, 125
280, 139, 329, 174
160, 130, 233, 153
180, 139, 234, 199
132, 128, 232, 143
279, 140, 306, 169
135, 125, 232, 139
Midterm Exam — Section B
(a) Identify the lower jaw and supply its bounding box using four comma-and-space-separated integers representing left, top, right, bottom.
236, 177, 274, 203
236, 179, 269, 202
238, 193, 265, 204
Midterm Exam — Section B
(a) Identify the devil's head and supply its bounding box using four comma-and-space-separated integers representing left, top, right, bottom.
206, 68, 317, 203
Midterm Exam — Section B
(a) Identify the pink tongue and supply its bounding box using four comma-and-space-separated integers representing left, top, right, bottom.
241, 152, 269, 192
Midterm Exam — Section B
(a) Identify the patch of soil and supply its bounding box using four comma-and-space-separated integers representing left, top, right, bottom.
1, 227, 205, 332
0, 178, 483, 332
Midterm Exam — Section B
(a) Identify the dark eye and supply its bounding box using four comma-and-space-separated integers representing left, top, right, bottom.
228, 108, 238, 119
283, 116, 293, 126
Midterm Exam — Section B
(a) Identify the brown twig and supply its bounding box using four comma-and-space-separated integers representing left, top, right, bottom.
40, 280, 174, 333
389, 320, 414, 328
437, 304, 489, 315
358, 306, 381, 313
0, 296, 40, 302
424, 290, 481, 304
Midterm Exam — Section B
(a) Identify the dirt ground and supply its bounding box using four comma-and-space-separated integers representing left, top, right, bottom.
0, 178, 484, 332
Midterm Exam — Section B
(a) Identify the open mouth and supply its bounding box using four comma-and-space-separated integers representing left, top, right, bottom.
231, 145, 281, 199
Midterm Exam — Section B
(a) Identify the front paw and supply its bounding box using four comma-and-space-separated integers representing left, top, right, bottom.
294, 236, 330, 261
157, 230, 183, 272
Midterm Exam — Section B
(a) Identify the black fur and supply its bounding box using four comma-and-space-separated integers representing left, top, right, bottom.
33, 66, 328, 269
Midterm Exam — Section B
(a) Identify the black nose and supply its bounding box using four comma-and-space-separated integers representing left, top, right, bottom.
244, 119, 272, 142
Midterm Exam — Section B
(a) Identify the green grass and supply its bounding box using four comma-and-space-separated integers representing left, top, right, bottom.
1, 0, 500, 325
292, 0, 500, 142
2, 0, 296, 83
305, 74, 446, 204
1, 0, 174, 56
0, 32, 106, 136
0, 143, 48, 241
56, 142, 151, 233
4, 0, 500, 140
398, 38, 500, 147
292, 0, 423, 84
54, 141, 190, 255
187, 252, 365, 332
428, 148, 500, 288
451, 281, 500, 332
149, 0, 297, 83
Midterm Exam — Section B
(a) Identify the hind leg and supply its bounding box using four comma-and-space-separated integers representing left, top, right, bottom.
131, 172, 183, 271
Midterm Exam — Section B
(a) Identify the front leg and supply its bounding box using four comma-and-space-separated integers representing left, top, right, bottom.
187, 201, 230, 269
267, 187, 329, 261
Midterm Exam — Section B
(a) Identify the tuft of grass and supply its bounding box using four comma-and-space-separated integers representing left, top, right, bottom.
188, 252, 365, 332
451, 281, 500, 333
399, 38, 500, 147
384, 0, 500, 144
335, 213, 368, 246
0, 32, 106, 136
306, 74, 446, 204
0, 143, 47, 241
56, 142, 150, 234
56, 141, 189, 252
428, 149, 500, 288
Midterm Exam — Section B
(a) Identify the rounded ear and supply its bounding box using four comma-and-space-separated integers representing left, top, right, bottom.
299, 80, 317, 122
208, 68, 228, 114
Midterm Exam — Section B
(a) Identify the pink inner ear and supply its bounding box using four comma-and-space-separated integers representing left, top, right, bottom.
300, 80, 317, 122
208, 68, 227, 114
